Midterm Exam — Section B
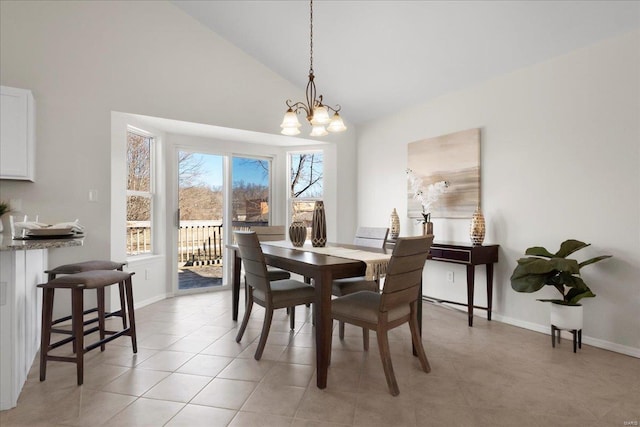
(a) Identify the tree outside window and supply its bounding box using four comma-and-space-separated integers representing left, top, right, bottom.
126, 131, 153, 256
289, 152, 323, 234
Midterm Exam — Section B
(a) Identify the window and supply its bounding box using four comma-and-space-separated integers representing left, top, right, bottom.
126, 130, 154, 256
231, 156, 271, 227
289, 152, 323, 235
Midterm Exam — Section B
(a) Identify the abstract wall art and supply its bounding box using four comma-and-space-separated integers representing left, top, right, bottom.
407, 128, 480, 219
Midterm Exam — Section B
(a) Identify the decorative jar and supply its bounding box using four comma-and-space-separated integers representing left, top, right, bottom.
289, 222, 307, 247
311, 201, 327, 247
469, 207, 486, 245
389, 208, 400, 239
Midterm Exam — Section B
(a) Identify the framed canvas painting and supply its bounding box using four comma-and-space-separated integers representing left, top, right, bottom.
407, 128, 480, 219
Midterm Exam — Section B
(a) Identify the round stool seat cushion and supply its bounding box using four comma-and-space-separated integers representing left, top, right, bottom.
45, 260, 126, 275
40, 270, 133, 289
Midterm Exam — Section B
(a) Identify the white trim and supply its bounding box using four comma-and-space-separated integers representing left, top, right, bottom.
125, 254, 163, 265
426, 301, 639, 358
133, 293, 169, 310
492, 312, 640, 358
127, 125, 154, 138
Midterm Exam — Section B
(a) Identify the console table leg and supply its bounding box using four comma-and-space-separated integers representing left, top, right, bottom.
486, 263, 494, 321
466, 265, 475, 327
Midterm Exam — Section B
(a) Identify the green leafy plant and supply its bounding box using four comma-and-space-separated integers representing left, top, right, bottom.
510, 239, 611, 306
0, 201, 10, 217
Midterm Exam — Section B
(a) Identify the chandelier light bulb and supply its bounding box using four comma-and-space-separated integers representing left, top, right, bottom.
281, 126, 301, 136
310, 125, 328, 137
280, 109, 302, 129
326, 112, 347, 133
310, 105, 330, 126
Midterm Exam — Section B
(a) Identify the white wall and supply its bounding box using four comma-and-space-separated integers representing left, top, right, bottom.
357, 31, 640, 355
0, 1, 357, 314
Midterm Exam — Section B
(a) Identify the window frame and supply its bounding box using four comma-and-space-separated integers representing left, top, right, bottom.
126, 126, 155, 257
287, 150, 324, 227
230, 154, 274, 227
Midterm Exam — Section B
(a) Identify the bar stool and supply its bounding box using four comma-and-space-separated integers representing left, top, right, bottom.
38, 270, 137, 385
44, 260, 127, 352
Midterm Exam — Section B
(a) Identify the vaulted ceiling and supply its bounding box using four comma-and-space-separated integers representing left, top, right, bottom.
172, 0, 640, 125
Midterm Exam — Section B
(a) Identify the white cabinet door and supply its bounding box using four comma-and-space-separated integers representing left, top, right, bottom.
0, 249, 45, 410
0, 86, 35, 181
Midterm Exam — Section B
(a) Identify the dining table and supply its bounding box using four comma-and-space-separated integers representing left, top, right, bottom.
227, 240, 402, 389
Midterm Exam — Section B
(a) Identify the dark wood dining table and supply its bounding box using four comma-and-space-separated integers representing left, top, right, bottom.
228, 242, 396, 389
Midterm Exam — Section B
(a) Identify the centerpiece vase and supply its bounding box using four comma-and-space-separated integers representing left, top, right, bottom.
422, 222, 433, 236
311, 201, 327, 247
289, 221, 307, 247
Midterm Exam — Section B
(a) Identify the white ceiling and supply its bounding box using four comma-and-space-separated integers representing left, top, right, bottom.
172, 0, 640, 125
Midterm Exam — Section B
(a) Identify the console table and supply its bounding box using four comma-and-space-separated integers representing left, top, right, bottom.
388, 240, 499, 327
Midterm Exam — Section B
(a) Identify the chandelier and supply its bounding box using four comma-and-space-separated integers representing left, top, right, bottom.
280, 0, 347, 137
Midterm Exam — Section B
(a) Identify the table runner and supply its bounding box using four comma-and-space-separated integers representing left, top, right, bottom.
263, 241, 391, 280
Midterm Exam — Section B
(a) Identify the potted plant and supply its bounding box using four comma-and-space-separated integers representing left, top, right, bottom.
0, 201, 10, 233
510, 239, 611, 331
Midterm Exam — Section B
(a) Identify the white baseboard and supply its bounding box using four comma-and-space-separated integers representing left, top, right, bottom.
134, 293, 168, 310
423, 300, 639, 358
492, 313, 640, 358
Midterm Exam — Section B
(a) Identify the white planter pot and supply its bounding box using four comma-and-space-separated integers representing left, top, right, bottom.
550, 304, 583, 330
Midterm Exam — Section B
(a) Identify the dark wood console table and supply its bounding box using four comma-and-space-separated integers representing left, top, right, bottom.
388, 240, 499, 327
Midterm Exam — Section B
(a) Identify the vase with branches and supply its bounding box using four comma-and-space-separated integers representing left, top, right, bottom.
406, 169, 448, 234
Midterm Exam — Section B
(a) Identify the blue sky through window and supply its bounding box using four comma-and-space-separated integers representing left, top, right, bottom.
183, 154, 269, 188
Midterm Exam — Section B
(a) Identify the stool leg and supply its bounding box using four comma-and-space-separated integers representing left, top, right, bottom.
72, 288, 84, 385
551, 325, 556, 348
124, 277, 137, 353
118, 282, 127, 328
572, 330, 577, 353
40, 288, 54, 381
97, 287, 106, 351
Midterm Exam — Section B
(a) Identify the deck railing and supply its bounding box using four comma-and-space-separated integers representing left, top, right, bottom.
126, 220, 271, 263
178, 221, 223, 265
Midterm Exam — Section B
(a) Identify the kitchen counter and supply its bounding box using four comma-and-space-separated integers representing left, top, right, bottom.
0, 234, 83, 410
0, 235, 83, 251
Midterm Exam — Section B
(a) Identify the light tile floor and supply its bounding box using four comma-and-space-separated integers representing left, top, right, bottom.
1, 289, 638, 426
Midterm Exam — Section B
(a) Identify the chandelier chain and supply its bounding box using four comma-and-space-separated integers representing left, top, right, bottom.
309, 0, 314, 73
280, 0, 346, 136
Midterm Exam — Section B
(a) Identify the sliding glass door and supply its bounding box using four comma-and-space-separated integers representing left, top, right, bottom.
177, 151, 224, 291
175, 152, 272, 293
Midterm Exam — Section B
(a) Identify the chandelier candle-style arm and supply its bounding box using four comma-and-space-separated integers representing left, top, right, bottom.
280, 0, 347, 137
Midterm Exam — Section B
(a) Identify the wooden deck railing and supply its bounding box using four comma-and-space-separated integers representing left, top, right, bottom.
178, 223, 224, 265
126, 220, 270, 263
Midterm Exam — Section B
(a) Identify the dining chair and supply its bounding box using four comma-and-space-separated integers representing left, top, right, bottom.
330, 235, 434, 396
250, 225, 292, 281
234, 231, 315, 360
332, 226, 389, 339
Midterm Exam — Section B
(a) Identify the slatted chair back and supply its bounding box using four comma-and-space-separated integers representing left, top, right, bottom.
353, 226, 389, 248
379, 235, 433, 313
235, 231, 272, 296
250, 225, 287, 242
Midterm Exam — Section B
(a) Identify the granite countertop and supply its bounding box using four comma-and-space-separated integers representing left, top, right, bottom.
0, 234, 84, 251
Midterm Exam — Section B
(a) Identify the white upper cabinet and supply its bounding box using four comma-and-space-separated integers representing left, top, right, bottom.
1, 86, 35, 181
